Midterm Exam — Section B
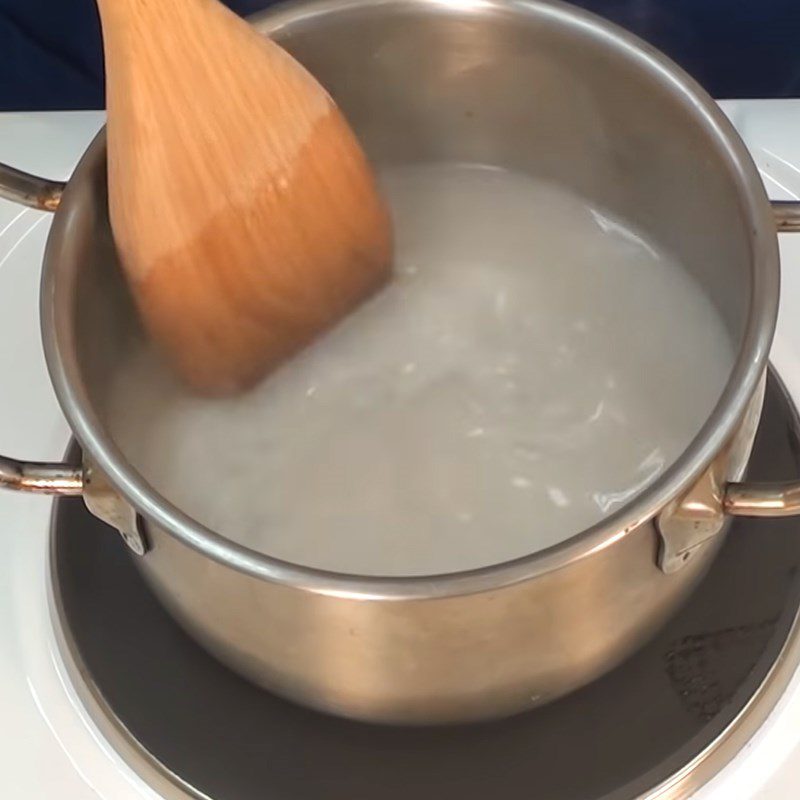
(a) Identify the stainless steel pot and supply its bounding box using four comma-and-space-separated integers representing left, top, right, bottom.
3, 0, 800, 725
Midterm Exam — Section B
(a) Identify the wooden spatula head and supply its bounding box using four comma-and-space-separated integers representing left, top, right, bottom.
98, 0, 392, 394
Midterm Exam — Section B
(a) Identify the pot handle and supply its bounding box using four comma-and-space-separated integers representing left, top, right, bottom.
725, 481, 800, 517
0, 458, 83, 495
0, 162, 65, 212
722, 200, 800, 516
773, 200, 800, 232
0, 163, 83, 495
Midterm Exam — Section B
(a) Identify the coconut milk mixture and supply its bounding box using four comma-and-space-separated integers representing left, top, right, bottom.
107, 164, 734, 576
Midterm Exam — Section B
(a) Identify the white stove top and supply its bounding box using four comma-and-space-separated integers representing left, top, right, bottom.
1, 104, 800, 799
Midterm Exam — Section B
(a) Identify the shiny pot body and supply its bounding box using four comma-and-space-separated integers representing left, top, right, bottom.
2, 0, 797, 724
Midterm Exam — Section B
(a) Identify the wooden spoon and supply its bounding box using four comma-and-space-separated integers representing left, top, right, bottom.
96, 0, 392, 395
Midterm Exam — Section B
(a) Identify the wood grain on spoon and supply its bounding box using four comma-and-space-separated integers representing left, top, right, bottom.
97, 0, 392, 394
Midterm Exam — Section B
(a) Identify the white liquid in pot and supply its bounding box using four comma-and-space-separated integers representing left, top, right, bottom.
107, 164, 734, 576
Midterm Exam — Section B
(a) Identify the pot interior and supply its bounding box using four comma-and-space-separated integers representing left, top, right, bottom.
265, 0, 752, 336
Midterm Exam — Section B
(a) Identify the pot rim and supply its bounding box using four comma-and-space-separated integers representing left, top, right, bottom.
41, 0, 780, 600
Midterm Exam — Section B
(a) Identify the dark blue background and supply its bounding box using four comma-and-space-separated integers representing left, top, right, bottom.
1, 0, 799, 110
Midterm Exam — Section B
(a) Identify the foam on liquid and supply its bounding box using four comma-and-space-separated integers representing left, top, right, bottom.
107, 164, 734, 576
